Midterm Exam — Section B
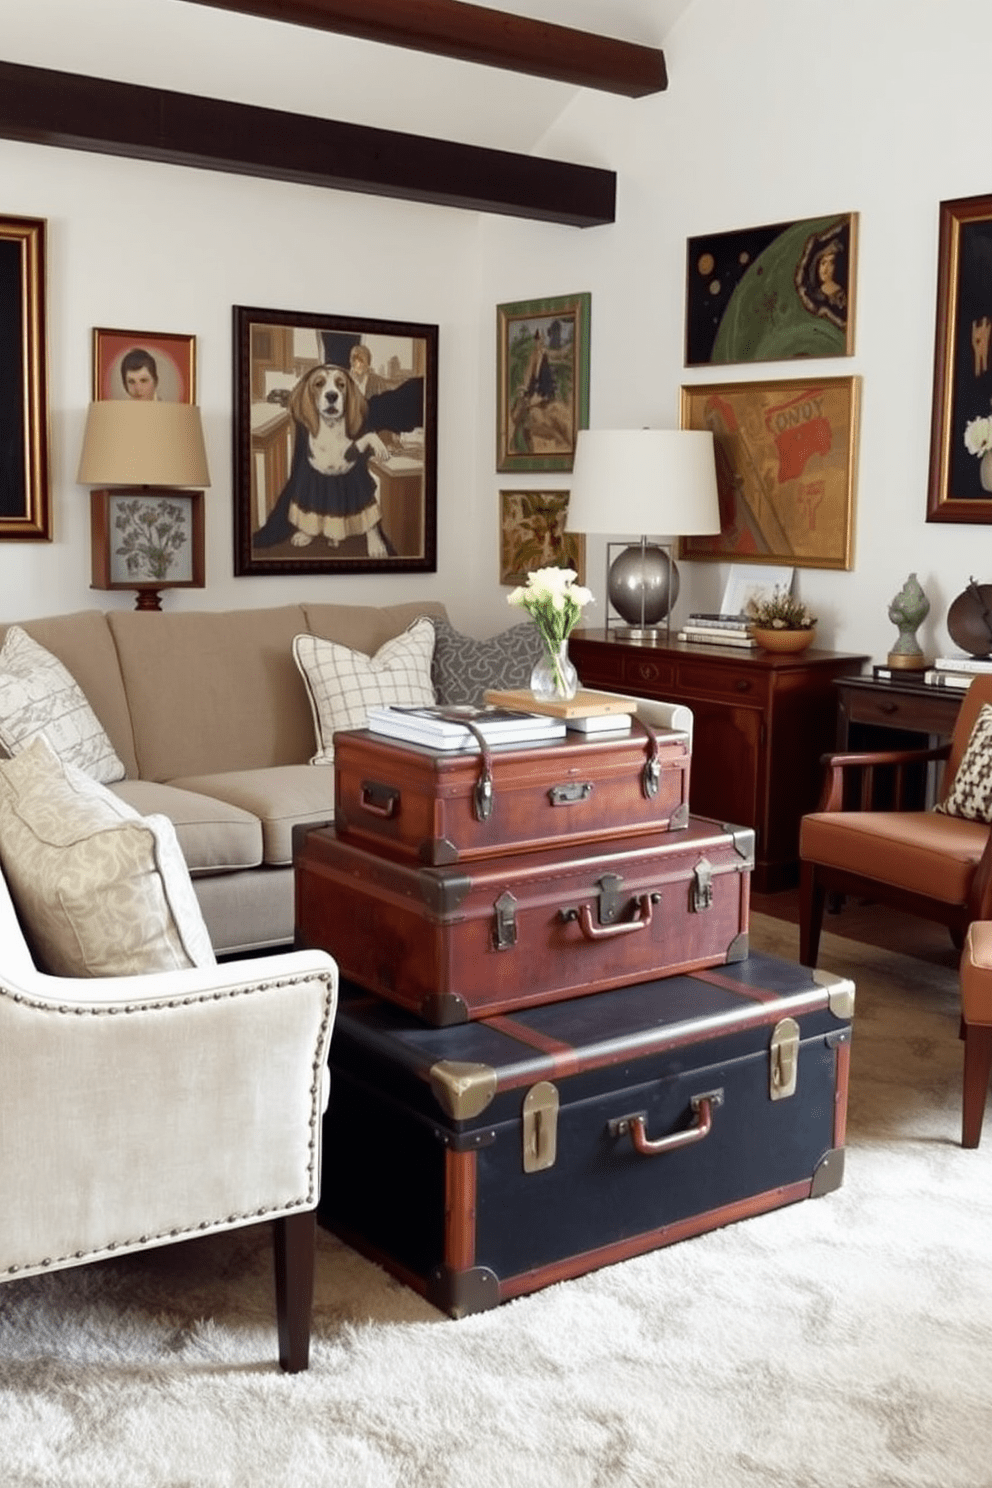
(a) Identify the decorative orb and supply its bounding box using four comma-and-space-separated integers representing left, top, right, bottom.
948, 583, 992, 657
608, 544, 679, 628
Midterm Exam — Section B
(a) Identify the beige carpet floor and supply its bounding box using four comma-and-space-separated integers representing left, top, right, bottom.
1, 914, 990, 1488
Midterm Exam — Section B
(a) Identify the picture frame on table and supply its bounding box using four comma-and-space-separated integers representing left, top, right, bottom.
0, 214, 50, 541
496, 291, 590, 473
684, 212, 857, 367
92, 327, 196, 403
679, 376, 860, 571
719, 564, 795, 617
89, 488, 205, 601
232, 305, 438, 576
926, 194, 992, 523
498, 489, 586, 586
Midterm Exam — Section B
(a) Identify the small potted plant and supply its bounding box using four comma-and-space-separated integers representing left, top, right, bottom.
746, 587, 818, 653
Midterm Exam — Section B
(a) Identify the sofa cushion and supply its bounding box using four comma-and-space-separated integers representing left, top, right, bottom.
0, 736, 215, 976
0, 625, 125, 784
936, 703, 992, 823
168, 765, 335, 866
293, 618, 436, 766
431, 618, 546, 707
111, 780, 264, 874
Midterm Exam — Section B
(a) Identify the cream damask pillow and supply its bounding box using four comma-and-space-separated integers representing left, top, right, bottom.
0, 735, 215, 977
0, 625, 125, 783
936, 703, 992, 823
293, 617, 436, 765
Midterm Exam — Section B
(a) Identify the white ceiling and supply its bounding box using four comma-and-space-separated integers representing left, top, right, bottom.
0, 0, 695, 155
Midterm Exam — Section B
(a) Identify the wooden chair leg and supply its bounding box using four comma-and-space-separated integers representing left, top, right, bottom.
273, 1209, 316, 1373
962, 1023, 992, 1149
799, 861, 826, 968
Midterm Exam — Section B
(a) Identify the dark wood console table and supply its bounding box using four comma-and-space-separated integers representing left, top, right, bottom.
569, 629, 868, 893
833, 673, 963, 749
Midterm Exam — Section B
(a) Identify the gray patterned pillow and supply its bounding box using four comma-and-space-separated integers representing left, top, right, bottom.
431, 618, 547, 707
0, 625, 125, 783
936, 703, 992, 822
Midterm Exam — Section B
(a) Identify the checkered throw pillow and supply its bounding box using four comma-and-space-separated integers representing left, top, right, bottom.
293, 618, 436, 765
936, 702, 992, 822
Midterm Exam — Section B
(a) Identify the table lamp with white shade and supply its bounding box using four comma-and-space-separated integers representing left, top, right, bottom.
565, 428, 721, 637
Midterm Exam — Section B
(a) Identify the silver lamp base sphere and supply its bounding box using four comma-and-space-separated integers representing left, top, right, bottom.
608, 543, 680, 631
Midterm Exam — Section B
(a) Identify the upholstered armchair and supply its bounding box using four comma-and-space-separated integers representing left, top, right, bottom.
0, 860, 338, 1373
799, 674, 992, 968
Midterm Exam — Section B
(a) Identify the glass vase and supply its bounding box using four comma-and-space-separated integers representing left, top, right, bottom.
530, 639, 578, 702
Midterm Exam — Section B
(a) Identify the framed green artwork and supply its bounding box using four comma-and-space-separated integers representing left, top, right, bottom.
498, 489, 585, 586
496, 292, 590, 472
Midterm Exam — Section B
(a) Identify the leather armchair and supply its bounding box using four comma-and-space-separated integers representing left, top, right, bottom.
0, 863, 338, 1373
799, 674, 992, 967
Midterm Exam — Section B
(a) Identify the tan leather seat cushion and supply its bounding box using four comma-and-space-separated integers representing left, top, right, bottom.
800, 810, 989, 904
962, 922, 992, 1027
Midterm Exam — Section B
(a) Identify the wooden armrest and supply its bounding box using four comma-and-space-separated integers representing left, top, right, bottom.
816, 742, 951, 812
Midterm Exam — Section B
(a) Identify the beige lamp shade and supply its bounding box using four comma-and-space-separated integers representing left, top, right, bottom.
77, 401, 211, 488
565, 429, 720, 537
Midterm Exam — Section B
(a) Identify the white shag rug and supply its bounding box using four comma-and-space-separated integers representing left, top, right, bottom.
2, 914, 991, 1488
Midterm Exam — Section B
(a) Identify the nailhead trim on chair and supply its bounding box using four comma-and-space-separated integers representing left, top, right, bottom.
0, 970, 336, 1278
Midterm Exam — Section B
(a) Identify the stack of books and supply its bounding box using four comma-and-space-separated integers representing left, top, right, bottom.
676, 613, 758, 650
366, 704, 566, 750
921, 655, 992, 690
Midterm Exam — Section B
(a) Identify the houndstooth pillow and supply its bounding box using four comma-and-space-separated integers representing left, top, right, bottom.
431, 618, 546, 707
936, 703, 992, 822
293, 618, 436, 765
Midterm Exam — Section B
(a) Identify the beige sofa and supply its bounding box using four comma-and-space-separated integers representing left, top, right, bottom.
0, 600, 445, 957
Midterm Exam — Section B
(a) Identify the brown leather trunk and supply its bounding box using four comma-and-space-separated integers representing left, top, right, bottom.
295, 815, 752, 1025
332, 722, 690, 866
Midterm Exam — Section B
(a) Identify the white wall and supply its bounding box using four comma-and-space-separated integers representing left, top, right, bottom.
480, 0, 992, 663
4, 0, 992, 667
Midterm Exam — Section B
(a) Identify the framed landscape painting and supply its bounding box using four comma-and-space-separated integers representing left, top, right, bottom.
679, 376, 860, 570
0, 214, 50, 540
927, 194, 992, 523
233, 305, 438, 576
496, 291, 590, 472
685, 213, 857, 367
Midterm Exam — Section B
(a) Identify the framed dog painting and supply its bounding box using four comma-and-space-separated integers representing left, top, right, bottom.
496, 292, 590, 473
233, 306, 438, 575
0, 214, 50, 540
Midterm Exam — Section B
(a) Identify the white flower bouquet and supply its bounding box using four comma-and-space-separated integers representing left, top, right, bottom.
507, 567, 594, 696
964, 414, 992, 458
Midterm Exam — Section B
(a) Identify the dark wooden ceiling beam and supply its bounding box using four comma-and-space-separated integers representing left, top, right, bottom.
0, 61, 616, 227
179, 0, 667, 97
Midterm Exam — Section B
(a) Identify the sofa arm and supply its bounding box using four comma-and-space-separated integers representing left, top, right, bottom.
815, 742, 951, 812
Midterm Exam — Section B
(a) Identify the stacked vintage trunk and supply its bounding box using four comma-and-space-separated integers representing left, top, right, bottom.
295, 701, 853, 1317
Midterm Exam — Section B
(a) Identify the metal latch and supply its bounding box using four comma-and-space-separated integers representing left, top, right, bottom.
691, 857, 713, 912
548, 781, 594, 806
595, 873, 624, 925
492, 890, 517, 951
522, 1081, 559, 1172
770, 1017, 800, 1100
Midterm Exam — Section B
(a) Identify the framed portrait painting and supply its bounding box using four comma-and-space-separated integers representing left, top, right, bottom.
679, 376, 860, 571
498, 489, 585, 586
0, 214, 50, 540
685, 213, 857, 367
233, 306, 437, 576
92, 327, 196, 403
927, 195, 992, 523
496, 292, 590, 472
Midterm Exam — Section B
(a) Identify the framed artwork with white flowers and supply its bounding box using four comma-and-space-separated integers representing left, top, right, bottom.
927, 194, 992, 523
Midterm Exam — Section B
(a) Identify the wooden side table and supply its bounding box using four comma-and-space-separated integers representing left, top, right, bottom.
833, 673, 964, 807
569, 629, 868, 892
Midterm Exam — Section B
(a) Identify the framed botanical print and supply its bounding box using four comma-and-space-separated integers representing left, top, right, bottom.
92, 327, 196, 403
498, 489, 585, 586
233, 305, 438, 576
0, 214, 50, 540
679, 376, 860, 570
927, 194, 992, 522
496, 291, 590, 472
89, 489, 205, 608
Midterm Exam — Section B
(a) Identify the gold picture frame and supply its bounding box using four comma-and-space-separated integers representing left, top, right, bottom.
926, 194, 992, 523
679, 376, 860, 570
0, 214, 50, 540
499, 489, 586, 586
92, 327, 197, 403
